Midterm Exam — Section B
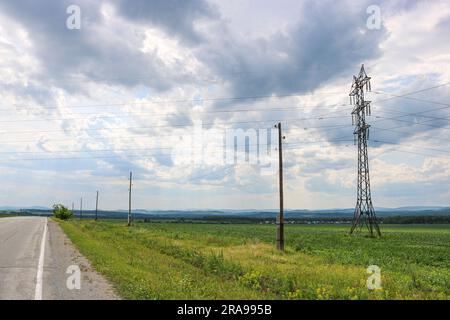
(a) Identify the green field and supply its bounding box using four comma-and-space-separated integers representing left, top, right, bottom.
58, 220, 450, 300
0, 213, 15, 218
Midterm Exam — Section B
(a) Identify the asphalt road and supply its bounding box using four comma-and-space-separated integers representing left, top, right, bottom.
0, 216, 118, 300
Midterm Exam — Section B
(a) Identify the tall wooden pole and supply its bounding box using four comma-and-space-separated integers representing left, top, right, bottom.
276, 122, 285, 251
95, 190, 99, 221
128, 172, 132, 226
80, 197, 83, 220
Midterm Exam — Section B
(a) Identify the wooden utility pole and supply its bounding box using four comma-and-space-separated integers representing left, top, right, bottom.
275, 122, 285, 251
95, 190, 99, 221
128, 172, 132, 226
72, 202, 74, 214
80, 197, 83, 220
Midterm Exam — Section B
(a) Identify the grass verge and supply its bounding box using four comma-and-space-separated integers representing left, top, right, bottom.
58, 220, 450, 300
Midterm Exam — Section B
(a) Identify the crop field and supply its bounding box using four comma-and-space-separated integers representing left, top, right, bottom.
58, 220, 450, 300
0, 213, 16, 218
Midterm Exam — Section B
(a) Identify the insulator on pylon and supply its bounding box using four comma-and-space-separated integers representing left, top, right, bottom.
350, 96, 352, 105
367, 128, 370, 140
368, 81, 371, 91
368, 104, 371, 115
366, 82, 368, 91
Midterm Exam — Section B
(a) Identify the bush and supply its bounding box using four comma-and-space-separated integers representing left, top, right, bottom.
53, 204, 73, 220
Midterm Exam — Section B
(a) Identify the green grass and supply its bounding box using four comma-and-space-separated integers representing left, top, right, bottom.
0, 213, 16, 218
57, 220, 450, 300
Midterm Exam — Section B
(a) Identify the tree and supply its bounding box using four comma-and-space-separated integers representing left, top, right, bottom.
53, 204, 73, 220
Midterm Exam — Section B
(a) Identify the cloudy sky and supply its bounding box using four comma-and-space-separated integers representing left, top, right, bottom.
0, 0, 449, 210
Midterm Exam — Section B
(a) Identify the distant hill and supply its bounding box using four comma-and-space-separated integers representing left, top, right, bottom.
1, 206, 449, 220
0, 206, 51, 211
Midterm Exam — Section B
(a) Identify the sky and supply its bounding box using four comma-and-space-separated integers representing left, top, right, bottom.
0, 0, 449, 210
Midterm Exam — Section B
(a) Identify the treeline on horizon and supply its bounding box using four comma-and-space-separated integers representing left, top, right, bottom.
2, 209, 450, 224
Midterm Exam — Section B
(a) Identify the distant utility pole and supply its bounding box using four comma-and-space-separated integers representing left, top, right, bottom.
275, 122, 285, 251
95, 190, 99, 221
80, 197, 83, 220
128, 172, 132, 226
72, 202, 74, 214
349, 64, 381, 237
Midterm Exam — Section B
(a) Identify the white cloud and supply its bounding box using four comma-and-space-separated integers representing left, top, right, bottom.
0, 0, 449, 209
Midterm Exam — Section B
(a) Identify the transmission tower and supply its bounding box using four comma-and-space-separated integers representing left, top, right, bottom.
349, 64, 381, 237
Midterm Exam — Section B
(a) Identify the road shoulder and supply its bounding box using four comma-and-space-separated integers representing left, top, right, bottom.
43, 219, 120, 300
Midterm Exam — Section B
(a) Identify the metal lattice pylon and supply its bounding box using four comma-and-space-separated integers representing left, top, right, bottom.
349, 65, 381, 237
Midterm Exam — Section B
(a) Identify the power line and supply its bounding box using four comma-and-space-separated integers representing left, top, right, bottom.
370, 82, 450, 104
0, 116, 353, 145
3, 81, 448, 114
369, 141, 450, 159
0, 138, 447, 167
371, 125, 450, 143
374, 115, 450, 131
375, 97, 450, 121
1, 116, 449, 157
0, 86, 445, 126
0, 82, 445, 143
4, 110, 445, 138
0, 81, 448, 160
0, 139, 355, 162
0, 116, 353, 136
0, 102, 352, 122
370, 139, 450, 155
0, 134, 344, 155
373, 90, 450, 108
7, 90, 347, 112
0, 81, 445, 137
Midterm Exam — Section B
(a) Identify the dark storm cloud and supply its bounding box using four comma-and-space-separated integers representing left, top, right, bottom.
0, 0, 215, 92
198, 0, 387, 98
115, 0, 217, 44
1, 0, 388, 100
0, 1, 101, 86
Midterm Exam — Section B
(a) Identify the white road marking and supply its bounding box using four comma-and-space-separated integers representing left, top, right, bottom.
34, 218, 47, 300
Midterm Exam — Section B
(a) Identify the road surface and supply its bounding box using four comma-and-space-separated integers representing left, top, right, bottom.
0, 216, 118, 300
